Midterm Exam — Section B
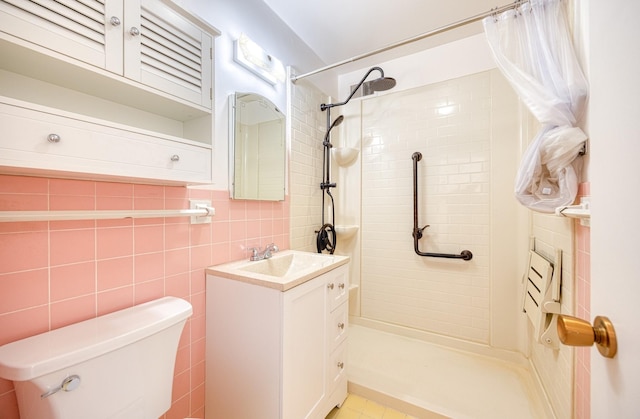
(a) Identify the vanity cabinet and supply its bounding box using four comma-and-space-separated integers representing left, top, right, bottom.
0, 0, 219, 184
206, 264, 349, 419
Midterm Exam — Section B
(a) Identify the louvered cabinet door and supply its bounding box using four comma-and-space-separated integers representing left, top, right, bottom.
0, 0, 123, 72
123, 0, 212, 109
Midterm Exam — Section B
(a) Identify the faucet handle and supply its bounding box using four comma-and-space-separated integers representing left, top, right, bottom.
248, 246, 261, 261
266, 243, 279, 252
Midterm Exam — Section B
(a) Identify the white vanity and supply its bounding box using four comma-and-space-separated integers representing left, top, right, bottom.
205, 250, 350, 419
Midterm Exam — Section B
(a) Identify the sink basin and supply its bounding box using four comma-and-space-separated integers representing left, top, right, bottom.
206, 250, 349, 291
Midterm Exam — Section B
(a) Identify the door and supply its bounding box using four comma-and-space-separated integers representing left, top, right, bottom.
589, 1, 640, 417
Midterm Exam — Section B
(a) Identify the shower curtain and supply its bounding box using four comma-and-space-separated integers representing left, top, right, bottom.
483, 0, 588, 213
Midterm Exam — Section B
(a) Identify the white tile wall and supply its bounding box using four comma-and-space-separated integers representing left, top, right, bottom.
359, 72, 495, 343
530, 213, 575, 419
289, 81, 326, 252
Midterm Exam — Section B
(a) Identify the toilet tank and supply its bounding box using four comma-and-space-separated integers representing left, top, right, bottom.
0, 297, 192, 419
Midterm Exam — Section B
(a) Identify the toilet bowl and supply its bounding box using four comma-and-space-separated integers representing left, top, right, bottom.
0, 297, 192, 419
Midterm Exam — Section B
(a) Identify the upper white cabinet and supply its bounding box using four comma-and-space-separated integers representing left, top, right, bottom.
0, 0, 219, 184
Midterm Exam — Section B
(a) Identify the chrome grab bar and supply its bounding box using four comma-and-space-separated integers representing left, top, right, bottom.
412, 152, 473, 261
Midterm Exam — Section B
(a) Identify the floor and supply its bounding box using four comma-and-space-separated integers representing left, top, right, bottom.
346, 325, 548, 419
326, 394, 416, 419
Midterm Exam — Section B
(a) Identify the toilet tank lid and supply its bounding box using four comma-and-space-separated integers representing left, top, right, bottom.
0, 297, 192, 381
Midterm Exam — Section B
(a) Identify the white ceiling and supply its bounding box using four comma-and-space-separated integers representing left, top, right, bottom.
261, 0, 496, 75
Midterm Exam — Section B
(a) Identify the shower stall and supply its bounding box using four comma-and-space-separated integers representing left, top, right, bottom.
290, 37, 575, 418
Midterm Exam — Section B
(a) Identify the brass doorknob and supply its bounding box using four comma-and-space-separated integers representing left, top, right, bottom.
557, 315, 617, 358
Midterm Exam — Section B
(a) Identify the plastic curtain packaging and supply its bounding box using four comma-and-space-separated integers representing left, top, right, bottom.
483, 0, 588, 213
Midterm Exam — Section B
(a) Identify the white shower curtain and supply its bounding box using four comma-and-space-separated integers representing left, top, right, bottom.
483, 0, 588, 213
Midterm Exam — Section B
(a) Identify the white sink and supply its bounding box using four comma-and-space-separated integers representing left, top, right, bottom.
206, 250, 349, 291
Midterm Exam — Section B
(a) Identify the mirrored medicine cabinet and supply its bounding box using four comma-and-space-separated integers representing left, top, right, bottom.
229, 92, 286, 201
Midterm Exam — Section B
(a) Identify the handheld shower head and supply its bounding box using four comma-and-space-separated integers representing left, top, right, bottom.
324, 115, 344, 145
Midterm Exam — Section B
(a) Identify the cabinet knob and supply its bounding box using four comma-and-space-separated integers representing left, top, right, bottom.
129, 27, 140, 36
110, 16, 121, 26
337, 362, 344, 369
170, 154, 180, 162
338, 322, 345, 330
338, 283, 345, 289
327, 283, 334, 290
47, 133, 61, 143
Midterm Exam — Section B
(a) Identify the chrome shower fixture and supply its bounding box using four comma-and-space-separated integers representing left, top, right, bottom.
320, 66, 396, 111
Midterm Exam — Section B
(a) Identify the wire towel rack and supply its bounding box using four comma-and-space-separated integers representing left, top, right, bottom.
412, 152, 473, 261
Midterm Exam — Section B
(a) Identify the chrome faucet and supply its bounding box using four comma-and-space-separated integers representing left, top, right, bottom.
249, 243, 279, 261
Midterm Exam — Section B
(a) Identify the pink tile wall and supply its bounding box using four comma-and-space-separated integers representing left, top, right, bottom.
0, 174, 290, 419
575, 182, 591, 419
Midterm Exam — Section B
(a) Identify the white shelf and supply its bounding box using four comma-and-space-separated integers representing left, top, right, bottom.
335, 225, 359, 240
332, 147, 359, 166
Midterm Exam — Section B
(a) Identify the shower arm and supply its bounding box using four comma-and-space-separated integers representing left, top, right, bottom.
320, 67, 384, 111
412, 152, 473, 261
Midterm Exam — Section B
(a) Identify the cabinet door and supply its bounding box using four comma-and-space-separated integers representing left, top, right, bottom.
0, 0, 123, 72
283, 277, 327, 419
123, 0, 212, 109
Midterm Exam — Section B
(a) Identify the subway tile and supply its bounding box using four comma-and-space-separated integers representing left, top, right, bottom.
51, 295, 96, 329
134, 224, 164, 254
50, 228, 95, 266
134, 251, 165, 283
97, 286, 133, 316
0, 269, 48, 314
0, 175, 48, 194
49, 178, 94, 196
171, 369, 190, 402
165, 223, 190, 250
0, 231, 48, 274
0, 192, 48, 211
165, 248, 190, 277
50, 261, 96, 302
97, 226, 133, 259
0, 305, 49, 345
96, 195, 133, 211
97, 256, 133, 291
166, 392, 190, 419
166, 272, 190, 299
0, 388, 20, 418
190, 245, 212, 271
133, 278, 164, 305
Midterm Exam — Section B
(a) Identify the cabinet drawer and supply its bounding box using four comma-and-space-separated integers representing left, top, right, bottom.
329, 303, 348, 351
328, 341, 347, 390
0, 102, 212, 184
327, 265, 349, 311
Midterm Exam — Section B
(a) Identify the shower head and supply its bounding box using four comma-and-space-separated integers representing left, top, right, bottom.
320, 66, 396, 111
329, 115, 344, 129
324, 115, 344, 145
364, 76, 397, 93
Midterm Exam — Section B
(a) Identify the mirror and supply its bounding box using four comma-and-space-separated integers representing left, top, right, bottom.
229, 92, 286, 201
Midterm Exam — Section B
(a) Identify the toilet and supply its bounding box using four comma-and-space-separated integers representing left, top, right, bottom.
0, 296, 192, 419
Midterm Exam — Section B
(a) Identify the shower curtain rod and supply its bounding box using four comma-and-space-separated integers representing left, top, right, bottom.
291, 0, 527, 82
